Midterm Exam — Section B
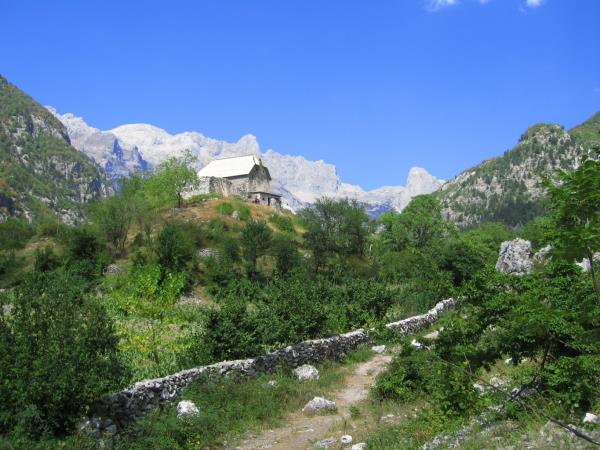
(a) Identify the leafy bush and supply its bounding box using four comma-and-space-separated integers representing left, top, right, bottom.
0, 271, 128, 438
235, 203, 251, 221
154, 221, 196, 275
269, 214, 295, 233
63, 226, 110, 282
0, 217, 34, 250
217, 202, 234, 216
33, 246, 60, 273
241, 220, 272, 276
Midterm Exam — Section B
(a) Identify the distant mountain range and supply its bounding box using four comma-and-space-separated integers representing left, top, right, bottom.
1, 73, 597, 227
0, 76, 109, 223
48, 108, 445, 215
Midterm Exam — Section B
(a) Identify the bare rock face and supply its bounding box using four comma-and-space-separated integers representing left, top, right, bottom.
302, 396, 337, 414
495, 239, 534, 275
293, 364, 320, 381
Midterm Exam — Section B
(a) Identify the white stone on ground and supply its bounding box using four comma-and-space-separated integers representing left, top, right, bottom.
315, 437, 337, 448
410, 339, 423, 348
371, 345, 386, 354
294, 364, 320, 381
176, 400, 199, 418
267, 380, 278, 387
351, 444, 366, 450
424, 330, 439, 340
340, 434, 353, 445
583, 412, 599, 424
302, 396, 337, 414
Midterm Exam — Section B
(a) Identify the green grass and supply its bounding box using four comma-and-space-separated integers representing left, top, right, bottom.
217, 202, 234, 215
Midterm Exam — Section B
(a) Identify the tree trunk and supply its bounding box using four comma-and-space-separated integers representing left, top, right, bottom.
588, 253, 600, 304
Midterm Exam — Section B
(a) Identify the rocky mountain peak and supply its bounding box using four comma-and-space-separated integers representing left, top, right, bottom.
47, 106, 444, 215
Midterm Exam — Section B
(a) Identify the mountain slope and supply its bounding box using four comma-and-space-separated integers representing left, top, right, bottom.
0, 76, 109, 223
437, 113, 599, 228
49, 108, 444, 214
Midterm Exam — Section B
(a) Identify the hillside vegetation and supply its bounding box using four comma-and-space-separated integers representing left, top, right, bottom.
0, 75, 109, 223
437, 111, 600, 228
0, 150, 599, 448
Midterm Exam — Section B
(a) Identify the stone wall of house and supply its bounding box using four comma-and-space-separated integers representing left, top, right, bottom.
196, 176, 240, 197
89, 298, 455, 436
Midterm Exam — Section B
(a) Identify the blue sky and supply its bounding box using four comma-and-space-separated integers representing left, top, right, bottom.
2, 0, 599, 189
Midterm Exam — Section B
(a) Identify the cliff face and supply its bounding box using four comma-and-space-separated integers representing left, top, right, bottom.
0, 75, 110, 223
436, 113, 599, 228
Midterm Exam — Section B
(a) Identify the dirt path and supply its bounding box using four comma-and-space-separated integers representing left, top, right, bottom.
233, 353, 392, 450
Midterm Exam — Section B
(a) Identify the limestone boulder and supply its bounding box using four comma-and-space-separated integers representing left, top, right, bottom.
495, 239, 534, 275
294, 364, 320, 381
302, 396, 337, 414
176, 400, 199, 418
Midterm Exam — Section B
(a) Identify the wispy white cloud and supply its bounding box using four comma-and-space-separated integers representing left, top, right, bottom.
426, 0, 458, 12
525, 0, 545, 8
425, 0, 493, 12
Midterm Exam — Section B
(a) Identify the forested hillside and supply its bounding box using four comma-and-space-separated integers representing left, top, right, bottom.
0, 75, 109, 223
437, 112, 600, 228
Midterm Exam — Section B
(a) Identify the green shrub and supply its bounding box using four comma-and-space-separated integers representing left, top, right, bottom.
235, 203, 251, 221
205, 219, 226, 241
0, 217, 34, 250
0, 271, 128, 438
63, 226, 110, 282
269, 214, 295, 233
33, 246, 60, 273
217, 202, 234, 216
154, 221, 196, 274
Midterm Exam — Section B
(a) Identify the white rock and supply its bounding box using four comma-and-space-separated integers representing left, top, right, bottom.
302, 396, 337, 414
231, 210, 239, 220
410, 339, 423, 348
294, 364, 320, 381
341, 435, 353, 445
315, 437, 337, 448
424, 330, 439, 340
583, 412, 599, 424
489, 377, 509, 389
371, 345, 386, 354
505, 357, 514, 365
267, 380, 278, 387
176, 400, 199, 418
352, 443, 366, 450
496, 239, 534, 275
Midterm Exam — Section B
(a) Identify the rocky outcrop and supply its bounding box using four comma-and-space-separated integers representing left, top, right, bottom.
89, 298, 455, 435
495, 239, 534, 275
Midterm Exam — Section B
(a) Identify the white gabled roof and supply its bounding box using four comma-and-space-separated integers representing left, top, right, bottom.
198, 155, 266, 178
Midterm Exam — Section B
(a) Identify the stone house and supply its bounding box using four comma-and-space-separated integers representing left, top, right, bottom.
197, 155, 282, 208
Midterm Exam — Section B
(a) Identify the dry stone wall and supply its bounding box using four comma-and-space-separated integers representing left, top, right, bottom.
90, 298, 455, 435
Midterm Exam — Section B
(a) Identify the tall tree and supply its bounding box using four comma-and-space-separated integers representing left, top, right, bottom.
147, 149, 199, 208
544, 154, 600, 302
